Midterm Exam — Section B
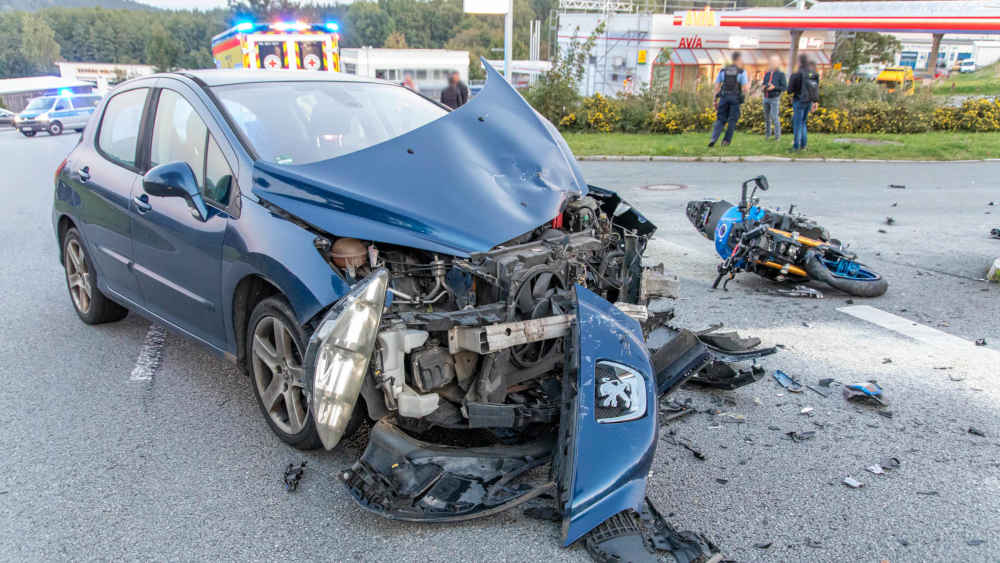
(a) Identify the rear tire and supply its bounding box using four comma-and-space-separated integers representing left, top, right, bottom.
48, 121, 63, 135
803, 250, 888, 298
62, 228, 129, 324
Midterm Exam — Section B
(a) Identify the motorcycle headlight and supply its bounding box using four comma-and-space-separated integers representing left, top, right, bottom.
303, 268, 388, 450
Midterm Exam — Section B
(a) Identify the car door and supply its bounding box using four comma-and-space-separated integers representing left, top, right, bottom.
74, 86, 151, 305
130, 84, 235, 348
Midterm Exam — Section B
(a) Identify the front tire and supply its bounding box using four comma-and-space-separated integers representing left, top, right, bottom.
248, 296, 324, 450
62, 228, 128, 324
48, 121, 63, 135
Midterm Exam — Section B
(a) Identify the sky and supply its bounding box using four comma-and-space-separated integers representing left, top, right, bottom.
138, 0, 353, 10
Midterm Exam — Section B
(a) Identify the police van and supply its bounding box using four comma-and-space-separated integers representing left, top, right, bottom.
14, 93, 102, 137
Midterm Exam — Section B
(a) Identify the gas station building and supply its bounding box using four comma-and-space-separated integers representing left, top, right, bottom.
557, 0, 1000, 95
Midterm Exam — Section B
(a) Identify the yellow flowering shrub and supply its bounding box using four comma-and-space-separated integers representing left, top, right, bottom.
582, 93, 620, 132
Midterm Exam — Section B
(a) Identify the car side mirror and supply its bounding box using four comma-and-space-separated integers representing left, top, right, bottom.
143, 161, 208, 221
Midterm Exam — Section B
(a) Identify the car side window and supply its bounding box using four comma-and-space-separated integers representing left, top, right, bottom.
97, 88, 148, 168
54, 98, 70, 111
150, 90, 207, 188
203, 135, 233, 205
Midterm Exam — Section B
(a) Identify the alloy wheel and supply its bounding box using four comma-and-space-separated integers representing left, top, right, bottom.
251, 316, 309, 435
65, 239, 92, 314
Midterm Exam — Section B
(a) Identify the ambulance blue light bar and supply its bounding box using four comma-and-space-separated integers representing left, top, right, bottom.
235, 21, 254, 32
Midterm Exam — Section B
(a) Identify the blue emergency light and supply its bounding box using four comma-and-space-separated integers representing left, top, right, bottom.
235, 21, 254, 32
58, 88, 73, 97
325, 21, 339, 31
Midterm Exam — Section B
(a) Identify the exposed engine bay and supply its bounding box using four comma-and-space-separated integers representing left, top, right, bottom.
317, 188, 668, 437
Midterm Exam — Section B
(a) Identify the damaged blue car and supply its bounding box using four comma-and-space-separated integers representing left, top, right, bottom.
52, 60, 771, 559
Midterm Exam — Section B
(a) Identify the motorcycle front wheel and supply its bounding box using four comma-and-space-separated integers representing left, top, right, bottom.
803, 250, 888, 298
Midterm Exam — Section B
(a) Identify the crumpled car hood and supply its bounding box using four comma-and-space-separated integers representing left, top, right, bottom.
250, 58, 588, 257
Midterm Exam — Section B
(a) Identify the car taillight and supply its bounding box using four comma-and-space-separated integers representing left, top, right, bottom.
54, 158, 67, 186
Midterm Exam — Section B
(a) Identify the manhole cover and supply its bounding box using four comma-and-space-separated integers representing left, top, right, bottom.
642, 183, 688, 192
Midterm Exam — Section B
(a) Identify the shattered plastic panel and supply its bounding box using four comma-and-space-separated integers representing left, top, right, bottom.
556, 285, 656, 546
250, 59, 588, 257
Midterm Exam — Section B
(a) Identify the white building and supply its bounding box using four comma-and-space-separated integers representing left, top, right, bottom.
339, 48, 469, 99
485, 59, 553, 88
891, 33, 1000, 70
557, 9, 833, 96
56, 62, 156, 93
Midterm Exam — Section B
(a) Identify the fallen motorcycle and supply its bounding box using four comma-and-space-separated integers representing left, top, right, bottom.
686, 176, 889, 298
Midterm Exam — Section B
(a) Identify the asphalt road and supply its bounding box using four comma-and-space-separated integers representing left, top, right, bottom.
1, 128, 998, 562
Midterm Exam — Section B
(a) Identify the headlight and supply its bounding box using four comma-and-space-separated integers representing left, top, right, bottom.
594, 360, 647, 424
303, 268, 388, 450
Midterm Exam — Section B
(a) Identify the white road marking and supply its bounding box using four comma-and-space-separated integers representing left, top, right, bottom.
838, 305, 999, 360
130, 324, 167, 381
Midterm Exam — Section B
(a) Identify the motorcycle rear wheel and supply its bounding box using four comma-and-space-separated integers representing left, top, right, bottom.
803, 250, 888, 298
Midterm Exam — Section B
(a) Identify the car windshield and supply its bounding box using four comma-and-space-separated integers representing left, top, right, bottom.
212, 81, 449, 166
25, 97, 56, 111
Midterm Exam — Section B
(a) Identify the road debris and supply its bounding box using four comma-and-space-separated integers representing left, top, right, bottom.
753, 542, 772, 549
773, 370, 803, 393
991, 227, 1000, 239
885, 217, 895, 226
843, 477, 864, 489
818, 378, 837, 387
664, 430, 706, 460
800, 407, 814, 415
882, 358, 892, 364
843, 382, 887, 406
877, 229, 887, 234
866, 458, 900, 475
804, 538, 822, 548
975, 338, 987, 346
889, 184, 906, 189
584, 497, 721, 563
807, 385, 829, 397
967, 539, 987, 546
283, 461, 307, 492
769, 285, 823, 298
916, 490, 939, 496
786, 431, 816, 442
715, 478, 729, 485
866, 465, 884, 475
968, 427, 986, 437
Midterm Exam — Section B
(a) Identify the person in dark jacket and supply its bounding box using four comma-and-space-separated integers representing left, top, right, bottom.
787, 54, 820, 151
440, 72, 469, 109
708, 52, 749, 147
761, 55, 786, 141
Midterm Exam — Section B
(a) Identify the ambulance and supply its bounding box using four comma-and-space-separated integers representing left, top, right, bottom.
211, 21, 341, 72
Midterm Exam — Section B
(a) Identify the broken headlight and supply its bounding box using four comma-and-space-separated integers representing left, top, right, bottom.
304, 268, 388, 450
594, 361, 647, 424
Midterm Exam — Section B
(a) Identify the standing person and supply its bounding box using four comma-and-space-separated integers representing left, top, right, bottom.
761, 55, 786, 141
440, 72, 469, 109
708, 52, 749, 147
788, 54, 820, 151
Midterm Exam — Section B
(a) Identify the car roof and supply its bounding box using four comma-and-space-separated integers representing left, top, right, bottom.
168, 69, 396, 88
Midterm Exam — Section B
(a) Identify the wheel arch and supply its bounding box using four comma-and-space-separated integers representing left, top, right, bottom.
232, 274, 283, 375
56, 214, 77, 265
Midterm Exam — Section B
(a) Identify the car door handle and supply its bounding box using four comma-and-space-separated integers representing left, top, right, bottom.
78, 166, 90, 182
133, 194, 152, 213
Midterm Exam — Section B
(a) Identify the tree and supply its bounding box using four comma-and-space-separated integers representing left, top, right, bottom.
228, 0, 301, 21
524, 22, 604, 124
384, 31, 407, 49
832, 32, 902, 75
146, 24, 182, 72
20, 13, 60, 74
346, 2, 394, 47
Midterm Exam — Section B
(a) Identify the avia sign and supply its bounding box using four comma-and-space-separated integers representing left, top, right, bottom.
683, 7, 718, 27
678, 36, 703, 48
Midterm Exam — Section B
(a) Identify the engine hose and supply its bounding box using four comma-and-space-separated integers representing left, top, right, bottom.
802, 250, 888, 298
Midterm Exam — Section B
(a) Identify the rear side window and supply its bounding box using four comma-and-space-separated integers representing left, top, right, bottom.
97, 88, 148, 168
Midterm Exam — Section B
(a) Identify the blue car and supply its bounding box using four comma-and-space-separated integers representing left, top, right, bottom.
52, 62, 757, 556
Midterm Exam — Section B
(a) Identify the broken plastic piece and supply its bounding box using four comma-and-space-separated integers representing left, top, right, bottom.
969, 427, 986, 437
866, 465, 884, 475
889, 184, 906, 189
283, 461, 307, 492
770, 285, 823, 298
807, 385, 829, 397
772, 370, 803, 393
975, 338, 987, 346
786, 430, 816, 442
843, 477, 863, 488
800, 407, 814, 415
843, 382, 886, 406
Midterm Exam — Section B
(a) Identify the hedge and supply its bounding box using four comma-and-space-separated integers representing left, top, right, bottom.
553, 91, 1000, 135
